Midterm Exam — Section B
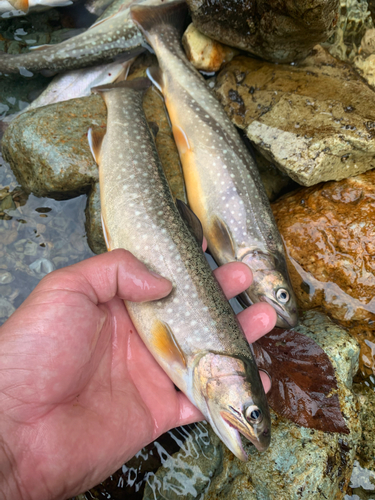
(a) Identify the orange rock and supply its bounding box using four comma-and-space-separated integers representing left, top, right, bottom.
272, 170, 375, 377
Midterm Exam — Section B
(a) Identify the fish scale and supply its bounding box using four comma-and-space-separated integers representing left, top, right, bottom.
89, 79, 271, 460
131, 1, 298, 327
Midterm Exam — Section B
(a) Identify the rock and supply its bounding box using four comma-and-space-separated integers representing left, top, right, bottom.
0, 296, 15, 319
251, 147, 297, 202
0, 271, 13, 284
271, 169, 375, 377
182, 23, 238, 73
29, 258, 54, 277
353, 382, 375, 472
187, 0, 339, 63
143, 311, 361, 500
143, 423, 223, 500
85, 182, 106, 256
353, 53, 375, 88
1, 94, 105, 199
323, 0, 373, 62
215, 46, 375, 186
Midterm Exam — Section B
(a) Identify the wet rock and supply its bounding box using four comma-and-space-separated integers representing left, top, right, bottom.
323, 0, 373, 62
350, 383, 375, 498
143, 423, 223, 500
272, 170, 375, 376
1, 94, 105, 199
215, 46, 375, 186
187, 0, 339, 63
0, 296, 15, 319
252, 147, 297, 202
143, 311, 361, 500
85, 183, 106, 256
0, 271, 13, 284
182, 23, 238, 73
29, 257, 54, 277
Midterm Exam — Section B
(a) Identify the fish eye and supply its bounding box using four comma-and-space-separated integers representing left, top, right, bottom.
276, 288, 289, 304
245, 405, 263, 424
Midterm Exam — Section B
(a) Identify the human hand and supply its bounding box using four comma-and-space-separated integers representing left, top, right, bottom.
0, 249, 276, 500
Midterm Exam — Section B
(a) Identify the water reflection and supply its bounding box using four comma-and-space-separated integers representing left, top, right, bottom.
0, 156, 94, 324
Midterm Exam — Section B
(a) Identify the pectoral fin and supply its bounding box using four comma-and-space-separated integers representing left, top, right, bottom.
8, 0, 28, 12
88, 127, 106, 165
176, 199, 203, 247
146, 66, 164, 93
151, 320, 186, 368
210, 217, 236, 260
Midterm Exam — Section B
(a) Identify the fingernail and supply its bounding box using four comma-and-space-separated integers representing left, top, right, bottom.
149, 270, 165, 280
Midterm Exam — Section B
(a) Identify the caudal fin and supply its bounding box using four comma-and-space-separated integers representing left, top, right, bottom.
131, 0, 188, 37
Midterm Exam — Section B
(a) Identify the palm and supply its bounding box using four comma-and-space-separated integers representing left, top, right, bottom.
0, 250, 276, 500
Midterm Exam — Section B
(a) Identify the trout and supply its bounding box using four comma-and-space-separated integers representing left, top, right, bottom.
0, 0, 143, 74
131, 1, 298, 328
88, 78, 271, 460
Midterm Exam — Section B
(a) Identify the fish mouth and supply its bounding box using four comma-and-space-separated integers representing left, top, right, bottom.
260, 295, 298, 328
221, 410, 270, 453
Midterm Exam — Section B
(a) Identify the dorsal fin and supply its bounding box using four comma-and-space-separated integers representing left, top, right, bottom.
176, 199, 203, 247
88, 127, 106, 164
211, 216, 236, 260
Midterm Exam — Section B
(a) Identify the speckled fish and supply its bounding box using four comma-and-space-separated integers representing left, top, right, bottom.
88, 78, 271, 460
1, 58, 133, 126
0, 0, 145, 74
131, 1, 298, 328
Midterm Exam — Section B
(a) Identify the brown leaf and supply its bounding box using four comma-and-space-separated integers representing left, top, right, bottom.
253, 328, 349, 434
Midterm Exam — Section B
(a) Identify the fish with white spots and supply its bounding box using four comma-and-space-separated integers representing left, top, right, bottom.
131, 0, 298, 328
0, 0, 146, 74
88, 78, 271, 460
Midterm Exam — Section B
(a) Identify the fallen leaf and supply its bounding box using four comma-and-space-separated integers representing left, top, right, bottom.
253, 328, 349, 434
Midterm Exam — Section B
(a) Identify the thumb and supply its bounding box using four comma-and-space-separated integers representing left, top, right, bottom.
28, 249, 173, 305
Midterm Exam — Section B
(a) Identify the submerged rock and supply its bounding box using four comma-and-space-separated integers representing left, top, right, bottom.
187, 0, 339, 63
143, 311, 361, 500
1, 94, 105, 199
215, 46, 375, 186
323, 0, 373, 62
272, 169, 375, 377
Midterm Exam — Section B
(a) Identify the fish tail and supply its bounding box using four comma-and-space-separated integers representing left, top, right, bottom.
131, 0, 188, 38
91, 77, 151, 94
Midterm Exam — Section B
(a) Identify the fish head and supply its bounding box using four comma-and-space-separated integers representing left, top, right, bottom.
240, 251, 298, 328
194, 353, 271, 460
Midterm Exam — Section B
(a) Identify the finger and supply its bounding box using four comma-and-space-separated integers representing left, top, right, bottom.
260, 371, 271, 393
237, 302, 277, 343
202, 236, 207, 252
34, 249, 172, 305
175, 392, 205, 427
213, 262, 253, 300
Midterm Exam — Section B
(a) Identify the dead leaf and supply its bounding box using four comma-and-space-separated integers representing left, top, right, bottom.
253, 328, 349, 434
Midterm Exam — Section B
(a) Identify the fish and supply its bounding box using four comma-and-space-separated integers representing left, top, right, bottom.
88, 78, 271, 460
131, 0, 298, 328
0, 0, 144, 74
84, 0, 116, 16
0, 0, 73, 16
0, 58, 133, 127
